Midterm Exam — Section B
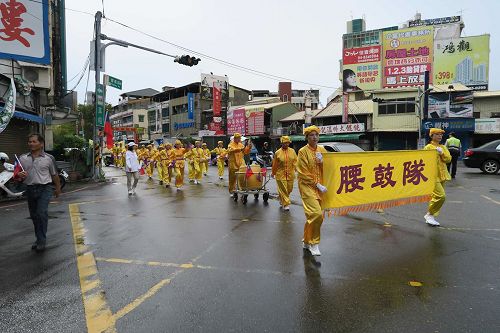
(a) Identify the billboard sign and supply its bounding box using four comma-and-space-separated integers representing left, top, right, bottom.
187, 92, 194, 120
213, 85, 221, 116
227, 108, 245, 135
423, 118, 475, 132
246, 107, 265, 135
382, 26, 434, 88
475, 118, 500, 134
409, 16, 461, 27
319, 123, 365, 134
433, 35, 490, 91
0, 0, 50, 64
201, 73, 229, 100
428, 92, 473, 118
342, 45, 381, 92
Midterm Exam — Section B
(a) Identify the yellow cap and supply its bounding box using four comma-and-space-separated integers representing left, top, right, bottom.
218, 141, 223, 144
175, 140, 182, 146
202, 142, 207, 146
429, 128, 445, 137
280, 136, 291, 144
165, 142, 172, 147
234, 133, 242, 138
303, 125, 320, 137
195, 140, 201, 145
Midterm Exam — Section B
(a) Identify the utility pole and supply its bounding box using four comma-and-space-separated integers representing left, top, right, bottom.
92, 11, 102, 180
304, 90, 312, 126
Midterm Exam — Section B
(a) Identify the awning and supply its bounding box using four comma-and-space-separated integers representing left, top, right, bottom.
290, 133, 363, 142
13, 111, 44, 123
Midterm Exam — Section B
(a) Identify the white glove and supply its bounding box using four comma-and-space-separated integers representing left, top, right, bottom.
316, 183, 327, 193
436, 147, 443, 154
315, 152, 323, 163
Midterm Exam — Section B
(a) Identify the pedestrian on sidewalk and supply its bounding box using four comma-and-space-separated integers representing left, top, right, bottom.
17, 133, 61, 253
424, 128, 452, 227
126, 142, 140, 196
296, 126, 327, 256
271, 135, 297, 211
445, 132, 461, 179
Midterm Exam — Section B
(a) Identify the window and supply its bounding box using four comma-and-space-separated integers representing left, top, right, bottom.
138, 115, 145, 122
161, 108, 169, 117
283, 94, 288, 102
378, 98, 416, 115
162, 124, 169, 133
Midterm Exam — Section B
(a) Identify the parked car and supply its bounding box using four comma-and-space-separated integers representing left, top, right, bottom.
321, 142, 365, 152
463, 139, 500, 174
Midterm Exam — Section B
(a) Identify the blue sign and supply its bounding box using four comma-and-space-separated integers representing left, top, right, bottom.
174, 122, 195, 131
423, 118, 475, 132
187, 93, 194, 120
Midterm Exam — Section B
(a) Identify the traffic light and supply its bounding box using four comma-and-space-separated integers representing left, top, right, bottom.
174, 55, 201, 67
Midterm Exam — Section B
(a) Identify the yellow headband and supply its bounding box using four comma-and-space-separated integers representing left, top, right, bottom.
429, 128, 445, 137
280, 136, 291, 143
303, 125, 320, 137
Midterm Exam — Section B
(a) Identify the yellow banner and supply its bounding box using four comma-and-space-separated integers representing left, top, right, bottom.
322, 150, 437, 215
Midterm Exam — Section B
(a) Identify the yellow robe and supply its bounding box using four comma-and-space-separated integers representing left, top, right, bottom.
184, 149, 195, 181
173, 148, 185, 187
192, 147, 203, 181
296, 144, 327, 245
201, 148, 211, 175
272, 147, 298, 207
424, 142, 452, 216
227, 141, 251, 193
212, 147, 227, 177
157, 150, 169, 183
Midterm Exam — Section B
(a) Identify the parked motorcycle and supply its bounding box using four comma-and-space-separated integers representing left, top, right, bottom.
256, 151, 274, 168
0, 153, 68, 199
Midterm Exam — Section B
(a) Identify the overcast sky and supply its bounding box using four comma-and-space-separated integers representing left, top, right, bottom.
65, 0, 499, 106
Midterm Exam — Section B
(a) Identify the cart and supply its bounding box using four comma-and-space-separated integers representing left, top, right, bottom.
233, 169, 271, 204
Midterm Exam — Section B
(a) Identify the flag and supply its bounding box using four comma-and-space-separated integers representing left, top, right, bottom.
13, 155, 24, 181
104, 111, 114, 149
245, 165, 253, 178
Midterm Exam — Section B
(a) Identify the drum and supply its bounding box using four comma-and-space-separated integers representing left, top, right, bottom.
237, 164, 263, 190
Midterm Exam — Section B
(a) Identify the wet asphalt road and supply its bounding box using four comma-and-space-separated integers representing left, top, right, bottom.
0, 165, 499, 333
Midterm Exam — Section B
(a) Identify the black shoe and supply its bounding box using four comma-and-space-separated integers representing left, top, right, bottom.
159, 181, 163, 185
35, 244, 46, 253
31, 242, 37, 250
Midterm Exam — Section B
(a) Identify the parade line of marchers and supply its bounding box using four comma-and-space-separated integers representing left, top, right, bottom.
114, 126, 450, 257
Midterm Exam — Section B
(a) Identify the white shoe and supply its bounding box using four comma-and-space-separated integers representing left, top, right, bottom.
302, 242, 308, 249
128, 190, 132, 196
219, 177, 223, 180
283, 206, 290, 211
132, 189, 136, 195
177, 187, 183, 191
229, 193, 235, 198
309, 244, 321, 256
424, 214, 440, 226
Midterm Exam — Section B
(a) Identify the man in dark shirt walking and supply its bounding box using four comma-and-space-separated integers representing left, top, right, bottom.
17, 133, 61, 252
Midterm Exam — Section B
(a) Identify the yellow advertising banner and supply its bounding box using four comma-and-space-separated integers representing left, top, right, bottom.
433, 35, 490, 91
382, 26, 434, 88
321, 150, 437, 215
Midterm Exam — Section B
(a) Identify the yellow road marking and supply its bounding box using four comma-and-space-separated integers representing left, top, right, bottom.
70, 203, 116, 333
481, 195, 500, 205
113, 278, 171, 321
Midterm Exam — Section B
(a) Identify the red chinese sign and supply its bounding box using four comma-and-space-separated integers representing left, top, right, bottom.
246, 109, 265, 135
0, 0, 34, 47
382, 26, 433, 88
227, 108, 246, 135
213, 85, 221, 116
343, 45, 381, 65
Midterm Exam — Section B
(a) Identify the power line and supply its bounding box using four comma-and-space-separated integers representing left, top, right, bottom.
102, 16, 336, 90
67, 54, 90, 83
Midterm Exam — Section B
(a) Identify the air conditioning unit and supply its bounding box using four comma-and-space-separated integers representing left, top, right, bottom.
20, 64, 52, 89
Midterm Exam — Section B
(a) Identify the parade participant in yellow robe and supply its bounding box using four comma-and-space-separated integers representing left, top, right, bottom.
296, 126, 327, 256
227, 133, 252, 194
211, 141, 227, 180
192, 141, 204, 184
173, 140, 185, 190
120, 143, 127, 168
156, 145, 169, 186
164, 142, 174, 187
271, 136, 298, 211
184, 144, 195, 183
112, 143, 120, 167
143, 145, 155, 179
201, 143, 211, 176
423, 128, 452, 227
